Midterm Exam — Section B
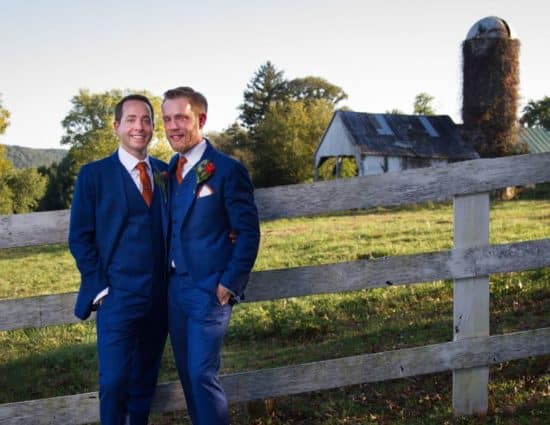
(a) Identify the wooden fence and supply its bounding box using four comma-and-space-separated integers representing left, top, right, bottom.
1, 152, 549, 424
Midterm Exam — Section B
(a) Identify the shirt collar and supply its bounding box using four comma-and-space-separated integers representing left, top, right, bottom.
118, 147, 150, 172
181, 139, 207, 166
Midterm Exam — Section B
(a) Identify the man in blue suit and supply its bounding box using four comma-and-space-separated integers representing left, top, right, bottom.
162, 86, 260, 424
69, 94, 169, 424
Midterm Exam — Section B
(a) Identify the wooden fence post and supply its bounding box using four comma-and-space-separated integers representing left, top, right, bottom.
452, 193, 490, 415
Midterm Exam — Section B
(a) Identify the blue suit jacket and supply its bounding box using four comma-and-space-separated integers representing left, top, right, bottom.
168, 141, 260, 297
69, 152, 169, 320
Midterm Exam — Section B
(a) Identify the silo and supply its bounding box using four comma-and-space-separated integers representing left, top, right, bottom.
462, 16, 522, 157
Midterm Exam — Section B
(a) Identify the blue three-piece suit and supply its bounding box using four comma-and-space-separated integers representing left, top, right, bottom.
70, 152, 169, 424
167, 141, 260, 425
70, 141, 260, 425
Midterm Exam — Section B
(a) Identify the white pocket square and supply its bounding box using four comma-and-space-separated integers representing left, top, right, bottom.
197, 184, 214, 198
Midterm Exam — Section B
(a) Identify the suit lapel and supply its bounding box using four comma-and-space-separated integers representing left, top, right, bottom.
177, 141, 217, 231
166, 154, 179, 214
150, 159, 169, 238
103, 153, 129, 268
176, 166, 198, 231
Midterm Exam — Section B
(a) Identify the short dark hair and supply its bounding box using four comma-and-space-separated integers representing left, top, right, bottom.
114, 94, 154, 124
163, 86, 208, 114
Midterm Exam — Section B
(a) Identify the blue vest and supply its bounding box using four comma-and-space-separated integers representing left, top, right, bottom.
169, 172, 195, 274
107, 165, 165, 297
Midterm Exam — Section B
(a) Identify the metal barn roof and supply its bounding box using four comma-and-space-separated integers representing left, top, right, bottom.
332, 111, 479, 160
518, 127, 550, 154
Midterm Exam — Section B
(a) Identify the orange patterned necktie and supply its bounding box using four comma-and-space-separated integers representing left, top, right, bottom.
136, 162, 152, 207
176, 155, 187, 184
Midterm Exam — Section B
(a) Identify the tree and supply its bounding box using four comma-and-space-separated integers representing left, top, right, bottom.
0, 95, 9, 135
207, 123, 254, 173
520, 96, 550, 129
0, 95, 15, 212
6, 168, 47, 213
238, 61, 287, 134
253, 99, 333, 187
236, 63, 349, 186
413, 92, 436, 115
385, 108, 405, 115
0, 144, 15, 213
286, 77, 347, 105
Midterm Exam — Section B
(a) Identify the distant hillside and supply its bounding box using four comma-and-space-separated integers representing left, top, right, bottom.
4, 145, 67, 169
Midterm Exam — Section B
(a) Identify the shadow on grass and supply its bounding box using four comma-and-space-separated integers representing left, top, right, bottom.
0, 341, 98, 404
0, 243, 69, 260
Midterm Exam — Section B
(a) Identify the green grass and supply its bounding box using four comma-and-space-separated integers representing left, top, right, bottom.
0, 199, 549, 424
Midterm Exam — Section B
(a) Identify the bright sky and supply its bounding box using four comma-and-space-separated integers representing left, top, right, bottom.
0, 0, 548, 149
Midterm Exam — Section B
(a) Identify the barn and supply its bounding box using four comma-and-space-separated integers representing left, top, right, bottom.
314, 110, 479, 179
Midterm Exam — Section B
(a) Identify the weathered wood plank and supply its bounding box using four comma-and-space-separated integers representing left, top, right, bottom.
1, 239, 549, 331
255, 152, 550, 220
0, 293, 89, 330
452, 193, 490, 415
1, 328, 548, 424
1, 153, 549, 248
0, 210, 69, 249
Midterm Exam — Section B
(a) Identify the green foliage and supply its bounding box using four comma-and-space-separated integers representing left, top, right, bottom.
0, 143, 14, 176
413, 92, 436, 115
0, 144, 47, 213
5, 168, 47, 213
316, 157, 357, 180
236, 62, 348, 187
0, 94, 9, 135
39, 152, 80, 209
61, 89, 121, 148
5, 145, 67, 169
238, 61, 348, 133
148, 139, 173, 163
520, 96, 550, 129
0, 143, 15, 213
208, 122, 254, 173
0, 182, 14, 214
252, 99, 333, 187
386, 108, 405, 114
286, 76, 347, 105
238, 61, 287, 134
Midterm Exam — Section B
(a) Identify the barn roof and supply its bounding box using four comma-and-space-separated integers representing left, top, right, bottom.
334, 111, 479, 160
518, 127, 550, 153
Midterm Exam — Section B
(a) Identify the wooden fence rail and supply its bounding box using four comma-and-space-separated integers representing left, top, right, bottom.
1, 152, 549, 424
1, 238, 549, 332
1, 328, 548, 425
2, 153, 549, 249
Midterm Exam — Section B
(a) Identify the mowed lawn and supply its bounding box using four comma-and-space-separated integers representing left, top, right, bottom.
0, 199, 549, 424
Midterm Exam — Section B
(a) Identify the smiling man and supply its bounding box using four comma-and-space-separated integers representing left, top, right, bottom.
69, 94, 169, 425
162, 86, 260, 425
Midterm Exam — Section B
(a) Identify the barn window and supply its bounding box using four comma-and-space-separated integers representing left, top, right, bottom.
372, 114, 394, 136
418, 116, 439, 137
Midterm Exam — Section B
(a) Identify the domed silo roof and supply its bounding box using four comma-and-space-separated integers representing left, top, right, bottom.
466, 16, 517, 40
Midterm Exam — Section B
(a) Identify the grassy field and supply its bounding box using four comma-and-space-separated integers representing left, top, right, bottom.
0, 199, 549, 424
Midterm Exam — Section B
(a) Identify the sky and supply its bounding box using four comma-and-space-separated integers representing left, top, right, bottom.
0, 0, 548, 150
